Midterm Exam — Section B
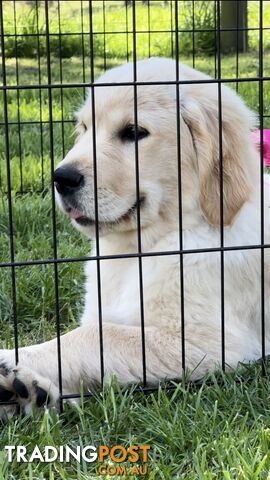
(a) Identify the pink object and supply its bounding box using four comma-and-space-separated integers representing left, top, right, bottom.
251, 129, 270, 167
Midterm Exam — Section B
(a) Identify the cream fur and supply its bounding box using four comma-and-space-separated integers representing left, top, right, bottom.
0, 58, 269, 412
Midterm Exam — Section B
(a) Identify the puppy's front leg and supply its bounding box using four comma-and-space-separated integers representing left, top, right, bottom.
0, 323, 182, 413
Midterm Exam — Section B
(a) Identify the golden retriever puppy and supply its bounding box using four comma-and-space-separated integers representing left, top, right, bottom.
0, 58, 269, 412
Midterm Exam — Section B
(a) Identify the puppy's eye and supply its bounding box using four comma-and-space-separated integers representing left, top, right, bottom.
81, 122, 87, 132
119, 124, 149, 142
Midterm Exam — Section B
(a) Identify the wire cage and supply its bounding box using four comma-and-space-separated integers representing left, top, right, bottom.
0, 0, 269, 408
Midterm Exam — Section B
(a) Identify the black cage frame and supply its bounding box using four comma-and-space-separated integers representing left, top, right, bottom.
0, 0, 269, 409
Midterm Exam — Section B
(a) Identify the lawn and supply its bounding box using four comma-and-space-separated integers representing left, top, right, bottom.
2, 367, 270, 479
1, 1, 270, 479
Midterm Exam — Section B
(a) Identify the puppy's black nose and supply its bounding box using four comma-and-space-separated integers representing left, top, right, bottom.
54, 166, 84, 195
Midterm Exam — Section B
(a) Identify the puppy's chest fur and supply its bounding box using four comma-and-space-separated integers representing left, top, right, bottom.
81, 232, 182, 328
80, 224, 267, 345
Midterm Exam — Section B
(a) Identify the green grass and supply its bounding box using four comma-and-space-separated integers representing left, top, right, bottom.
2, 1, 270, 59
1, 2, 270, 478
1, 368, 270, 479
0, 193, 89, 348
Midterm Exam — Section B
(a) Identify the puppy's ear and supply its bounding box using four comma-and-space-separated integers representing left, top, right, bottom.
182, 85, 257, 226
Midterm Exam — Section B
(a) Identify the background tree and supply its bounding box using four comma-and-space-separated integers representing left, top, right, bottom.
221, 0, 248, 52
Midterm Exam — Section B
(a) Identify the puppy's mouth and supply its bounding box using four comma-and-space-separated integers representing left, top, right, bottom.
63, 197, 146, 227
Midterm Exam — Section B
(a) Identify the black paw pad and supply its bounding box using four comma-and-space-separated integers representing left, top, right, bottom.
13, 378, 29, 399
0, 363, 11, 377
35, 386, 50, 407
0, 385, 14, 402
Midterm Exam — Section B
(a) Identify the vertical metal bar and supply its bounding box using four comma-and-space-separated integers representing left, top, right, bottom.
147, 0, 151, 58
80, 1, 86, 99
174, 0, 186, 374
259, 0, 265, 369
236, 1, 239, 93
44, 1, 63, 408
214, 1, 217, 79
132, 0, 147, 387
216, 0, 225, 371
13, 0, 23, 193
57, 0, 65, 158
170, 0, 174, 57
0, 1, 19, 363
88, 0, 104, 385
125, 0, 130, 62
36, 0, 45, 192
102, 0, 107, 71
192, 0, 195, 68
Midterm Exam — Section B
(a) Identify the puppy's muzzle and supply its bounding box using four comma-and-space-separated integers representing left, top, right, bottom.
54, 166, 84, 196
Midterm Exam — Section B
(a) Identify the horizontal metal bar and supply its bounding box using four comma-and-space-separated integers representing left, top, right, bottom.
59, 365, 268, 400
1, 76, 269, 91
0, 242, 270, 269
2, 26, 270, 38
1, 113, 270, 127
0, 119, 74, 126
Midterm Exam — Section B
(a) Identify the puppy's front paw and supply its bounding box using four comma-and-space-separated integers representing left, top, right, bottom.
0, 359, 59, 418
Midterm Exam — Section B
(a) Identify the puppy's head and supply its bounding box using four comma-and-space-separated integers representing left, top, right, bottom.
55, 58, 258, 240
